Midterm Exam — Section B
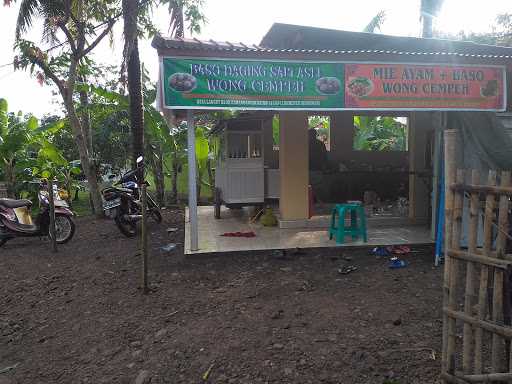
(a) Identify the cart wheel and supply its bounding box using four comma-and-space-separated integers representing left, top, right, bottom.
214, 187, 221, 219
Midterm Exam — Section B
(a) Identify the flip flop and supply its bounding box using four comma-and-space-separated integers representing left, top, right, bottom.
338, 265, 358, 274
388, 257, 407, 269
371, 247, 390, 257
389, 245, 411, 255
220, 231, 256, 238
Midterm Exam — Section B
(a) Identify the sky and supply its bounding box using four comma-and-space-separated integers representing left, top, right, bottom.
0, 0, 510, 117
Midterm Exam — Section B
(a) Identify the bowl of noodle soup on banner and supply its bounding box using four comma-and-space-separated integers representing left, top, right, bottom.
315, 77, 341, 95
169, 73, 197, 93
347, 77, 374, 98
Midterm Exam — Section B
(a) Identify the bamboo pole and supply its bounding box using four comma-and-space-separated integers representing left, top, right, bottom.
443, 129, 458, 376
446, 169, 465, 373
445, 308, 512, 339
474, 170, 497, 374
459, 372, 512, 382
463, 170, 479, 374
448, 250, 512, 271
451, 184, 512, 197
141, 183, 149, 294
47, 179, 57, 253
440, 372, 472, 384
491, 171, 511, 373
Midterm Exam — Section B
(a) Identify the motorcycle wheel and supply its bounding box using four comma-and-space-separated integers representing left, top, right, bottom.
151, 209, 163, 223
54, 214, 76, 244
115, 214, 137, 238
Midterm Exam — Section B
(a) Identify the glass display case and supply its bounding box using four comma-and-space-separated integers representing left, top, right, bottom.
226, 132, 262, 159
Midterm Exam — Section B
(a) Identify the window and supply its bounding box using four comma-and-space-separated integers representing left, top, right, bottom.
353, 116, 408, 151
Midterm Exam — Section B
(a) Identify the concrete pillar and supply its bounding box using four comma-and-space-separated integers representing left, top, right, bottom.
279, 111, 309, 221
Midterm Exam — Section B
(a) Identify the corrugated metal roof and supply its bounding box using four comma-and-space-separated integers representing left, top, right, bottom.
152, 33, 512, 59
261, 23, 512, 59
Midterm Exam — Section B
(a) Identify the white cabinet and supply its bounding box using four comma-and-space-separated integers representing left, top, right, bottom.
215, 128, 265, 204
217, 159, 264, 203
214, 118, 279, 209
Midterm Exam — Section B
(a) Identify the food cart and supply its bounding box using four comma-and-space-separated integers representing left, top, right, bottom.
212, 115, 279, 218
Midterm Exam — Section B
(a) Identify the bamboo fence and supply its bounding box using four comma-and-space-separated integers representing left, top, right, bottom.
441, 130, 512, 383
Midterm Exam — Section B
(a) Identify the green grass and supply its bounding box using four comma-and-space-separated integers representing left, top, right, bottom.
69, 190, 95, 217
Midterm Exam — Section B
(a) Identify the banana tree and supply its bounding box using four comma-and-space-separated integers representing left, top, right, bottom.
194, 126, 210, 199
89, 84, 177, 203
0, 99, 38, 197
353, 116, 408, 151
31, 138, 80, 203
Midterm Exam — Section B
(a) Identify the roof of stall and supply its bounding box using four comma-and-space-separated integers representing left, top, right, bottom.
261, 23, 512, 59
152, 23, 512, 65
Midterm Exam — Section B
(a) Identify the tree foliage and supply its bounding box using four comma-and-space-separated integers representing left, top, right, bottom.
353, 116, 408, 152
363, 10, 386, 33
435, 13, 512, 47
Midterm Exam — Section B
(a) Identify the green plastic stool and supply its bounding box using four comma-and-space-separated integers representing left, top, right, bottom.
328, 203, 368, 244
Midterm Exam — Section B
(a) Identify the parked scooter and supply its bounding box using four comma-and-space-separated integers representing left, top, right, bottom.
101, 156, 162, 238
0, 181, 75, 247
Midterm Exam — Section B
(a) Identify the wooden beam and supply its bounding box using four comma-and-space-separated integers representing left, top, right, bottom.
444, 308, 512, 339
447, 250, 512, 271
458, 372, 512, 382
440, 372, 471, 384
451, 183, 512, 197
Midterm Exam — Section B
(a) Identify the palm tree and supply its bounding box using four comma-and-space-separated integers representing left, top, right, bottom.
122, 0, 205, 169
363, 10, 386, 33
122, 0, 144, 168
420, 0, 444, 38
121, 0, 205, 203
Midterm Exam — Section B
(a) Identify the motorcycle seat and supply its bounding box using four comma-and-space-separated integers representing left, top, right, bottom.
0, 198, 33, 209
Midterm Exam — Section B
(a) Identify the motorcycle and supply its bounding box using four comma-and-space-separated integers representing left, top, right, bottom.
101, 156, 162, 238
0, 181, 75, 247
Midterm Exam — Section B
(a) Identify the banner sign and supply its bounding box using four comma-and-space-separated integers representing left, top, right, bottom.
161, 57, 506, 111
344, 63, 506, 110
162, 58, 344, 110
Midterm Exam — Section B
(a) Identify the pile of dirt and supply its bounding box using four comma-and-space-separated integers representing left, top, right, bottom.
0, 208, 442, 384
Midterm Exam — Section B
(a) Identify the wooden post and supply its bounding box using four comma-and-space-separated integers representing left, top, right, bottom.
141, 183, 149, 294
47, 179, 57, 253
446, 168, 464, 374
474, 170, 497, 373
442, 129, 457, 375
491, 171, 511, 372
463, 170, 479, 374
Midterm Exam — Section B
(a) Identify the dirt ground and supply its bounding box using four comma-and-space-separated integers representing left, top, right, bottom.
0, 208, 443, 384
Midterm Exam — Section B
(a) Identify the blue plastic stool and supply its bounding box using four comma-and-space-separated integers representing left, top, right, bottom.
328, 203, 368, 244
